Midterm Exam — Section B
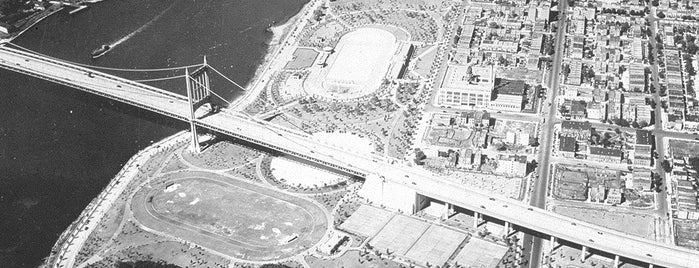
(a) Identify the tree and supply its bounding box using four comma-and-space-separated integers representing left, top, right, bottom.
661, 159, 673, 173
544, 39, 555, 55
414, 149, 427, 165
584, 68, 596, 80
498, 56, 508, 66
614, 118, 630, 127
686, 42, 698, 55
116, 261, 182, 268
563, 64, 571, 77
657, 11, 665, 18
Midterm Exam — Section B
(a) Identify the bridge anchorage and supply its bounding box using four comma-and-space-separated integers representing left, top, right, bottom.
185, 56, 220, 153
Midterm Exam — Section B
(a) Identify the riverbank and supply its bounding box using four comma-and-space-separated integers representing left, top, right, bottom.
43, 132, 190, 268
2, 4, 63, 42
231, 0, 319, 110
241, 1, 307, 90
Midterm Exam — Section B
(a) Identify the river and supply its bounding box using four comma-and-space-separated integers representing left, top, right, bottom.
0, 0, 307, 266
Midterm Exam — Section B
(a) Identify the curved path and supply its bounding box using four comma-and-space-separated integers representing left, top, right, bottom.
131, 171, 328, 261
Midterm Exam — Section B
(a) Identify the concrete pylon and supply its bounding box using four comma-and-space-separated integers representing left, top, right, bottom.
441, 203, 450, 220
473, 212, 480, 229
549, 236, 556, 254
185, 68, 200, 153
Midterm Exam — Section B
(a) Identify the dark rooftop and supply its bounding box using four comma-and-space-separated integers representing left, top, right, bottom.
559, 136, 577, 152
493, 78, 525, 96
636, 130, 653, 145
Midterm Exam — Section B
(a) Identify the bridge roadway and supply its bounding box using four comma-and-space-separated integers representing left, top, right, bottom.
1, 45, 698, 267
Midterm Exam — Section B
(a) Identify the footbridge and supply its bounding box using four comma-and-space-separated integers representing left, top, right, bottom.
1, 45, 698, 268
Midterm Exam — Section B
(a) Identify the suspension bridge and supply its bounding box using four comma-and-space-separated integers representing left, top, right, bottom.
0, 43, 698, 268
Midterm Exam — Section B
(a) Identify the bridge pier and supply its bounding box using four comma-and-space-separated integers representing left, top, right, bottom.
580, 245, 587, 263
473, 212, 480, 229
189, 124, 201, 153
441, 202, 454, 220
648, 264, 653, 268
549, 236, 556, 255
613, 255, 620, 268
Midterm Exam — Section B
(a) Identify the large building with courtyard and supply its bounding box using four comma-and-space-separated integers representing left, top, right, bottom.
436, 65, 495, 109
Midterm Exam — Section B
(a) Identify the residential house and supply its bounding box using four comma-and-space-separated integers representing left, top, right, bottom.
588, 147, 623, 163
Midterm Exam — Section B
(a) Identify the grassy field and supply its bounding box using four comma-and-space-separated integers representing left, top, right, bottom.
181, 140, 262, 170
97, 240, 230, 268
669, 139, 699, 158
675, 220, 699, 250
552, 166, 589, 201
132, 172, 328, 261
412, 45, 437, 78
285, 48, 319, 70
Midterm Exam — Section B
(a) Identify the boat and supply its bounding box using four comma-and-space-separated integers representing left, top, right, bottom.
91, 45, 111, 59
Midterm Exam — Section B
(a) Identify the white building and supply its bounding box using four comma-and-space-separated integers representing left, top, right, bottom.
436, 65, 495, 109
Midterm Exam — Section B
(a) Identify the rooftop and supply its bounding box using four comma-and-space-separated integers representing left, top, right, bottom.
561, 120, 591, 131
589, 147, 623, 157
559, 136, 577, 152
493, 78, 525, 96
636, 130, 653, 145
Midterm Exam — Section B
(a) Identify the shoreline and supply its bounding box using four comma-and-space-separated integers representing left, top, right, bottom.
4, 4, 64, 42
44, 131, 190, 268
230, 0, 321, 111
243, 3, 305, 89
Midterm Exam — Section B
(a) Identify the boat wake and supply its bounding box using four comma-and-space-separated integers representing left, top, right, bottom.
107, 3, 176, 52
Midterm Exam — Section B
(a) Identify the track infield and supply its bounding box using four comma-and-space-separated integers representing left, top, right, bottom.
131, 171, 328, 261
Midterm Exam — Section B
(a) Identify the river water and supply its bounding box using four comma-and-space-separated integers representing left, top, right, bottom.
0, 0, 306, 266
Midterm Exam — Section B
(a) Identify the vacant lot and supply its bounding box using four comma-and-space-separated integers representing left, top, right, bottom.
669, 139, 699, 158
552, 166, 589, 201
675, 220, 699, 250
553, 205, 656, 240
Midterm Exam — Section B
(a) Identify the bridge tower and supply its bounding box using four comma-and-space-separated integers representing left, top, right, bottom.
185, 56, 213, 153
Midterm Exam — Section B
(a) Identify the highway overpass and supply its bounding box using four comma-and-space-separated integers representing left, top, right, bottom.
1, 45, 698, 268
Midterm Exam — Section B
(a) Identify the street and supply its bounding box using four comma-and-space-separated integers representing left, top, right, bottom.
524, 0, 568, 267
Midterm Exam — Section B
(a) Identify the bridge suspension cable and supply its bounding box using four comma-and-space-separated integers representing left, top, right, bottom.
187, 72, 233, 106
187, 75, 343, 164
5, 42, 204, 72
206, 65, 247, 91
134, 75, 187, 83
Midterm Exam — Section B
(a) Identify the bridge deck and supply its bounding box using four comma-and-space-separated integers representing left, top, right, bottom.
1, 45, 698, 268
